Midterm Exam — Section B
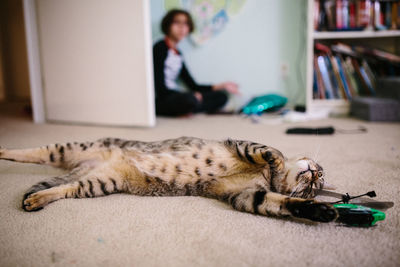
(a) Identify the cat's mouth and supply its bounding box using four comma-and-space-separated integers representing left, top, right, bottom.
298, 165, 322, 183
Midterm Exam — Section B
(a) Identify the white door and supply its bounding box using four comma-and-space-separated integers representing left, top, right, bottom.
36, 0, 155, 126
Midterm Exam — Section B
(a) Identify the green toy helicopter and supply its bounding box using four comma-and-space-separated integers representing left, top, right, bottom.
316, 190, 394, 227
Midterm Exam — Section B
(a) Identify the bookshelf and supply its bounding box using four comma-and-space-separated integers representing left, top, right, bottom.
313, 29, 400, 39
305, 0, 400, 116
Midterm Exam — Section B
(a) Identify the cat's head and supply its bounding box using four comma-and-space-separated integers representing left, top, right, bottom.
276, 157, 331, 198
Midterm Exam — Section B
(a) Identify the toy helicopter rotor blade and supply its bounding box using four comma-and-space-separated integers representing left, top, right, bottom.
314, 189, 394, 211
349, 200, 394, 211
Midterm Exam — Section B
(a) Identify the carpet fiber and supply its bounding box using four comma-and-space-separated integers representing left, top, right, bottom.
1, 108, 399, 267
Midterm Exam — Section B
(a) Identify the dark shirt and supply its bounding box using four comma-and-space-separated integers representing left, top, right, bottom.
152, 39, 212, 99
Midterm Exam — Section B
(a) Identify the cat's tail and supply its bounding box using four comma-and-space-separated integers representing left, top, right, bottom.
0, 141, 97, 169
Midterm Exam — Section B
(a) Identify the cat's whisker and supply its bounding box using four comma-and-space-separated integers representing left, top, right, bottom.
313, 141, 321, 163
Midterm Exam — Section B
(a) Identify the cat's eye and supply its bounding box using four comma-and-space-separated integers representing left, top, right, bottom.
317, 171, 323, 178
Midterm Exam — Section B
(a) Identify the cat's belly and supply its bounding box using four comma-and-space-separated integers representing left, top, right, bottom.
128, 143, 240, 184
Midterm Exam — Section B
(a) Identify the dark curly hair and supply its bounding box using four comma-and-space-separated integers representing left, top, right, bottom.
161, 9, 194, 36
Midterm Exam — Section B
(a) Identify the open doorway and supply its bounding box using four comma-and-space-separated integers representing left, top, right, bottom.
0, 0, 32, 118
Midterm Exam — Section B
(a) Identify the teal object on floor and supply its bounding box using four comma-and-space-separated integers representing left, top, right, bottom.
241, 94, 287, 115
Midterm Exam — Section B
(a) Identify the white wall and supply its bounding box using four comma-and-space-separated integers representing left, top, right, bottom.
151, 0, 307, 109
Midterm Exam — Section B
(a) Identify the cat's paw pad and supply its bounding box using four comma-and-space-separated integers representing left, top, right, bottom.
287, 200, 338, 223
22, 192, 49, 212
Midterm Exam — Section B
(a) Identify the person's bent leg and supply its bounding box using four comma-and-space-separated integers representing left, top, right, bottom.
199, 91, 228, 114
156, 92, 199, 117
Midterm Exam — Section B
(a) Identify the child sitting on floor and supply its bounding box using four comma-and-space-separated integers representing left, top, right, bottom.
153, 9, 239, 117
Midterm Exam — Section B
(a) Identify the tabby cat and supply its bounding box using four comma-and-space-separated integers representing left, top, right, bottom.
0, 136, 337, 222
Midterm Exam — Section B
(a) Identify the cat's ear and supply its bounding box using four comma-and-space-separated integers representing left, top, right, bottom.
323, 182, 337, 190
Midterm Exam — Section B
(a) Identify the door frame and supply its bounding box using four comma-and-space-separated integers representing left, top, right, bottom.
23, 0, 45, 123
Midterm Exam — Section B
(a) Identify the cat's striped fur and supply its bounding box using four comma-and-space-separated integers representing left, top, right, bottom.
0, 136, 337, 222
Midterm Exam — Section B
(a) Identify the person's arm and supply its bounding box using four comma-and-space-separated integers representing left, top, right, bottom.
179, 62, 212, 93
180, 62, 240, 95
153, 42, 180, 98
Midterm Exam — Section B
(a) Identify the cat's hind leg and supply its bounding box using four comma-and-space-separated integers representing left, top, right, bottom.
0, 141, 101, 170
22, 166, 126, 211
21, 167, 89, 211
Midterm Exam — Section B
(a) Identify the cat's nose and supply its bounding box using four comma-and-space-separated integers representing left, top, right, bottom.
310, 170, 318, 180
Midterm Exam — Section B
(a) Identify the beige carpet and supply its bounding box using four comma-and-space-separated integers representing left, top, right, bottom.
0, 106, 399, 267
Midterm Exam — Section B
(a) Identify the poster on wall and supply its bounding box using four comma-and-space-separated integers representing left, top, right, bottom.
165, 0, 247, 45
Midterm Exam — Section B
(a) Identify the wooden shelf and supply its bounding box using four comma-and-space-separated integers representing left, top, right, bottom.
305, 0, 399, 116
309, 99, 350, 115
313, 30, 400, 39
312, 99, 349, 106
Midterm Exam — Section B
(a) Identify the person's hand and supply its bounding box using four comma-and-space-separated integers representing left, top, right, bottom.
212, 82, 240, 95
194, 92, 203, 102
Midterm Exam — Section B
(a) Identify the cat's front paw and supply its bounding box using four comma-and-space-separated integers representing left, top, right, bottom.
286, 200, 338, 223
263, 148, 285, 175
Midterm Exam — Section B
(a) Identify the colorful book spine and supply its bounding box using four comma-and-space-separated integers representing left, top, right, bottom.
312, 31, 399, 100
344, 57, 360, 96
391, 2, 398, 29
314, 0, 400, 31
352, 58, 369, 95
349, 0, 356, 28
336, 0, 343, 29
359, 67, 375, 95
314, 57, 326, 99
330, 55, 347, 99
362, 60, 376, 95
335, 56, 352, 100
324, 56, 340, 99
314, 0, 320, 30
317, 56, 334, 99
385, 2, 392, 28
342, 0, 349, 28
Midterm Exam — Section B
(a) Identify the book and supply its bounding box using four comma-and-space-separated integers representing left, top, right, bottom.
344, 57, 360, 96
397, 3, 400, 29
336, 0, 344, 29
342, 0, 350, 29
330, 55, 347, 99
314, 57, 326, 99
341, 56, 357, 97
374, 1, 387, 30
324, 56, 340, 98
391, 2, 398, 29
314, 0, 320, 30
335, 55, 352, 99
324, 0, 336, 30
313, 67, 319, 99
317, 55, 335, 99
362, 60, 376, 94
331, 43, 358, 57
314, 0, 400, 31
359, 66, 376, 95
385, 2, 392, 28
313, 40, 399, 101
352, 58, 370, 95
349, 0, 356, 28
